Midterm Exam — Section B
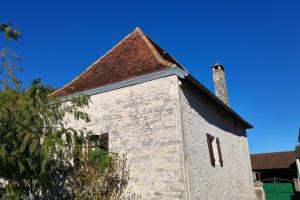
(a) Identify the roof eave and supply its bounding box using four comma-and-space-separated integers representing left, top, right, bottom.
184, 73, 253, 129
58, 66, 252, 129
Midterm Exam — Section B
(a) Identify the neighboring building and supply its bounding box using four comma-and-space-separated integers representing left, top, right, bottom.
54, 28, 254, 199
251, 130, 300, 199
251, 151, 297, 182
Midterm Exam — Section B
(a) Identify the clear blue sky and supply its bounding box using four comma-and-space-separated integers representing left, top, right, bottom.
1, 0, 299, 154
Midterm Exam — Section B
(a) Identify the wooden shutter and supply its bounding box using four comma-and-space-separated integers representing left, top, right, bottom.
100, 133, 109, 152
87, 133, 109, 152
206, 133, 215, 167
216, 138, 223, 167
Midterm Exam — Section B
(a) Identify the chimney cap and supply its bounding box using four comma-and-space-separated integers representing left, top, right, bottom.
212, 63, 224, 70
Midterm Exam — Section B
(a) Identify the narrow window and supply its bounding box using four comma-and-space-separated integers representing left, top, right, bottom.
99, 133, 109, 152
216, 138, 223, 167
87, 133, 109, 164
88, 133, 109, 152
206, 133, 215, 167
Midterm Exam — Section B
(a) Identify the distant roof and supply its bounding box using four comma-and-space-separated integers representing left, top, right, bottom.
53, 27, 183, 96
251, 151, 295, 170
53, 27, 252, 129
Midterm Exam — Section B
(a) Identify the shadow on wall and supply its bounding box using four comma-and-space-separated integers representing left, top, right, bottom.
180, 79, 247, 138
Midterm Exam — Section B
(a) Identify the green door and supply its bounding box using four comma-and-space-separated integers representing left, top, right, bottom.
264, 183, 295, 200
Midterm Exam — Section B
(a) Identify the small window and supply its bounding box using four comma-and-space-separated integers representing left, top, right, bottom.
216, 138, 223, 167
87, 133, 109, 167
206, 134, 223, 168
88, 133, 109, 152
74, 133, 109, 166
206, 133, 215, 167
99, 133, 109, 152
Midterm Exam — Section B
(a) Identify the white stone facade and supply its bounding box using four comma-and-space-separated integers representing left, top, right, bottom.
179, 80, 254, 200
66, 75, 254, 200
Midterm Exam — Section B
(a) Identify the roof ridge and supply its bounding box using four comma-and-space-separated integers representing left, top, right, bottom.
146, 35, 188, 73
134, 28, 176, 68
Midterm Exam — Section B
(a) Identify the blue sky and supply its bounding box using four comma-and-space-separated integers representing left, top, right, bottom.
1, 0, 299, 154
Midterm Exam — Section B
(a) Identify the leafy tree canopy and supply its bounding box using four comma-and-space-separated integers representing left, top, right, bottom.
0, 23, 138, 200
0, 23, 22, 41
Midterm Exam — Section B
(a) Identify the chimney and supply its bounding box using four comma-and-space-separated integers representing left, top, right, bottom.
212, 63, 229, 106
295, 129, 300, 158
298, 128, 300, 143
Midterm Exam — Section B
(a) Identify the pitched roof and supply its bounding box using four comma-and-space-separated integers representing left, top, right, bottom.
53, 27, 182, 96
251, 151, 295, 170
53, 27, 252, 129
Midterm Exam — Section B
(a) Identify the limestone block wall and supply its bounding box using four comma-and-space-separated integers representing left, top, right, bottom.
65, 75, 188, 200
179, 80, 255, 200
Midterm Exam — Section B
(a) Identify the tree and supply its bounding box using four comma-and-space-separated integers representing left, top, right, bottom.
0, 77, 93, 199
0, 24, 138, 199
0, 23, 22, 41
0, 23, 22, 87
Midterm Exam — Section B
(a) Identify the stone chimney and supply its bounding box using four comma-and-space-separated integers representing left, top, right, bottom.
298, 128, 300, 143
212, 63, 229, 106
295, 128, 300, 156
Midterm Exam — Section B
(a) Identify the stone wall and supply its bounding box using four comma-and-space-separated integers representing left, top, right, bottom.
179, 79, 255, 200
65, 74, 255, 199
65, 75, 188, 200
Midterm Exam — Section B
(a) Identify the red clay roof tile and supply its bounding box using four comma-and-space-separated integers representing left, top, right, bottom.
53, 27, 182, 96
251, 151, 295, 170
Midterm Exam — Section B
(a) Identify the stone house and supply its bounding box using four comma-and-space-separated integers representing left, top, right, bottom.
54, 28, 255, 199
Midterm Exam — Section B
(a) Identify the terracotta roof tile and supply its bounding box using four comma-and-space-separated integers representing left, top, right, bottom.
53, 27, 182, 96
53, 27, 253, 129
251, 151, 295, 170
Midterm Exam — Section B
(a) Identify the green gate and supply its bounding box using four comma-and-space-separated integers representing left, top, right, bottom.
263, 178, 295, 200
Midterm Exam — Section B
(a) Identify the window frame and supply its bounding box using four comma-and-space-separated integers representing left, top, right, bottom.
206, 133, 224, 168
87, 132, 109, 153
216, 138, 223, 167
206, 133, 215, 167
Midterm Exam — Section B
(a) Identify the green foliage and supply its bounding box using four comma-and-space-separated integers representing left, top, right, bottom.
0, 77, 139, 199
0, 48, 22, 88
0, 23, 22, 41
67, 154, 140, 200
0, 21, 138, 200
0, 77, 92, 199
0, 26, 96, 198
88, 150, 111, 170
